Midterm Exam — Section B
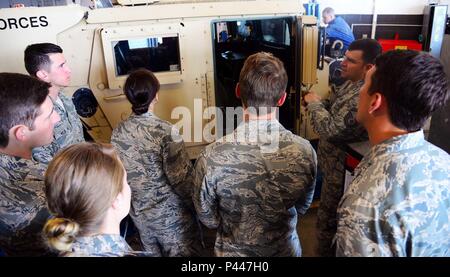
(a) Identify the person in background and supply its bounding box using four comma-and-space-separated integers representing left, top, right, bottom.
111, 69, 203, 257
193, 52, 317, 257
43, 142, 160, 257
303, 39, 382, 257
322, 7, 355, 54
0, 73, 60, 256
336, 50, 450, 256
24, 43, 84, 164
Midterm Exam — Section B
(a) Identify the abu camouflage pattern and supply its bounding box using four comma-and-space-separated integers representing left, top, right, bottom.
336, 131, 450, 257
32, 93, 84, 164
0, 153, 51, 256
111, 112, 203, 257
62, 234, 160, 257
306, 80, 367, 257
193, 119, 317, 257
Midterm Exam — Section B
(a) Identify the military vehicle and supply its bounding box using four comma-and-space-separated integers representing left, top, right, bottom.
0, 0, 321, 157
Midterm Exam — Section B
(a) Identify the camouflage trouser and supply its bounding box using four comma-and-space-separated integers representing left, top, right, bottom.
316, 140, 346, 257
131, 209, 205, 257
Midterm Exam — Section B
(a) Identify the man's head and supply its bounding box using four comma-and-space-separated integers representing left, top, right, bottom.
236, 52, 288, 115
340, 38, 382, 82
0, 73, 60, 150
24, 43, 71, 88
357, 50, 449, 132
322, 7, 336, 24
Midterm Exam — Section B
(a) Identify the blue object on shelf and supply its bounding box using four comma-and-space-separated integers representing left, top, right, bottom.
303, 0, 320, 18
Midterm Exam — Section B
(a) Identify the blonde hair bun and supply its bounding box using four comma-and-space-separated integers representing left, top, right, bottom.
43, 217, 80, 252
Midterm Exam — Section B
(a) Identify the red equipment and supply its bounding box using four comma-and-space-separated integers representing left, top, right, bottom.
378, 34, 423, 52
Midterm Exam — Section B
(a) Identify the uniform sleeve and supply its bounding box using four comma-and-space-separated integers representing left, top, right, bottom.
295, 144, 318, 215
192, 152, 219, 229
307, 100, 364, 143
161, 130, 195, 211
61, 93, 85, 144
321, 98, 331, 110
113, 133, 155, 216
335, 195, 395, 257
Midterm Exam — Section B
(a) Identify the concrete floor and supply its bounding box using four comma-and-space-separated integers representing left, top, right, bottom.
201, 204, 320, 257
298, 206, 319, 257
126, 202, 320, 257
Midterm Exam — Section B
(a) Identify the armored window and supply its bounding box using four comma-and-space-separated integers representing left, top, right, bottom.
112, 36, 181, 77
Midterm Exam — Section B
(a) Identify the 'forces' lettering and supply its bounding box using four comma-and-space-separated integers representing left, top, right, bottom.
0, 16, 48, 30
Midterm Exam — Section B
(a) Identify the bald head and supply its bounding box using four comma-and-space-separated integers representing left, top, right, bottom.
322, 7, 335, 24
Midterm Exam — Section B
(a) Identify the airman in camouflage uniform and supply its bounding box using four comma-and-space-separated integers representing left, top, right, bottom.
306, 79, 367, 257
24, 43, 84, 164
32, 93, 84, 164
0, 155, 51, 256
304, 39, 381, 256
335, 131, 450, 256
193, 52, 317, 257
111, 112, 203, 257
335, 50, 450, 257
193, 119, 317, 256
0, 72, 60, 256
62, 234, 161, 257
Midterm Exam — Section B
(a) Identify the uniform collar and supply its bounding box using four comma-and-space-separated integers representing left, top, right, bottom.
235, 118, 284, 134
365, 130, 425, 161
131, 111, 154, 118
70, 234, 131, 255
219, 119, 285, 148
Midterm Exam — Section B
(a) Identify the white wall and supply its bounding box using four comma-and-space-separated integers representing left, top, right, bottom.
375, 0, 429, 14
302, 0, 448, 15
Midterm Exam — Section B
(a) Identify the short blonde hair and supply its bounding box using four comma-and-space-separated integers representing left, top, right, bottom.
43, 142, 125, 252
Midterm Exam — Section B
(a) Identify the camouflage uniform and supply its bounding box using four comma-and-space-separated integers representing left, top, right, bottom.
32, 93, 84, 164
193, 119, 317, 257
306, 80, 367, 257
111, 112, 203, 257
0, 153, 51, 256
63, 234, 161, 257
335, 130, 450, 257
